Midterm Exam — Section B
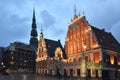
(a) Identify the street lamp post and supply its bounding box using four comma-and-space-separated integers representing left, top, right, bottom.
24, 60, 26, 73
55, 55, 62, 79
80, 45, 87, 78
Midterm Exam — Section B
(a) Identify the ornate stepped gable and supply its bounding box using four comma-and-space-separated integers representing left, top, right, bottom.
65, 15, 120, 54
36, 31, 66, 74
65, 16, 96, 55
36, 32, 66, 61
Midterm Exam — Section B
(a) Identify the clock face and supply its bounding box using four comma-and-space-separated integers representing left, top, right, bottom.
74, 23, 78, 29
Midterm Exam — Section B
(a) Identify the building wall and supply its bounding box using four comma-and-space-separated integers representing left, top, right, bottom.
36, 33, 48, 74
36, 33, 65, 76
64, 15, 120, 78
2, 42, 36, 74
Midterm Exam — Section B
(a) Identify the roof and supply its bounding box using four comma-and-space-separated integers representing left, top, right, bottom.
8, 42, 35, 51
44, 39, 66, 58
91, 26, 120, 52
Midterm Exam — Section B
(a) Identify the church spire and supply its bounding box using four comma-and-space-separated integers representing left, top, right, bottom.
30, 7, 38, 50
32, 7, 36, 28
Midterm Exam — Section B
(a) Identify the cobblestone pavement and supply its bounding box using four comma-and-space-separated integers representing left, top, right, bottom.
0, 74, 119, 80
0, 74, 89, 80
0, 74, 75, 80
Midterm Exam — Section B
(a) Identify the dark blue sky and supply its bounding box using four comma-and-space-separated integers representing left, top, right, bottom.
0, 0, 120, 47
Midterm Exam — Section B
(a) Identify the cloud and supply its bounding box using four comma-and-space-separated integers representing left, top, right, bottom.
84, 0, 120, 31
0, 0, 120, 47
0, 0, 34, 46
40, 10, 56, 28
0, 4, 30, 46
110, 20, 120, 43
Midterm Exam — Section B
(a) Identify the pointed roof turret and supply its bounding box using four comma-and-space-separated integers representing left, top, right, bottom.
73, 3, 78, 19
82, 10, 85, 16
40, 25, 43, 37
74, 4, 76, 17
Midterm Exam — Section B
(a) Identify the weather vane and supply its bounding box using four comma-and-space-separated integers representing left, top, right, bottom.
41, 24, 43, 33
74, 0, 77, 16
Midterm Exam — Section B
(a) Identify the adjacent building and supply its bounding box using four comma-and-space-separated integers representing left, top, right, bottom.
36, 32, 67, 75
2, 42, 36, 73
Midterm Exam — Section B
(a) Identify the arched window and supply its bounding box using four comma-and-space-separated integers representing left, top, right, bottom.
118, 55, 120, 65
69, 58, 72, 62
110, 54, 114, 64
73, 58, 76, 62
94, 52, 100, 63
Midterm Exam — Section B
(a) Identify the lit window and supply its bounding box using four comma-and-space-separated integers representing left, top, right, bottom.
73, 58, 76, 62
110, 54, 114, 64
118, 56, 120, 65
